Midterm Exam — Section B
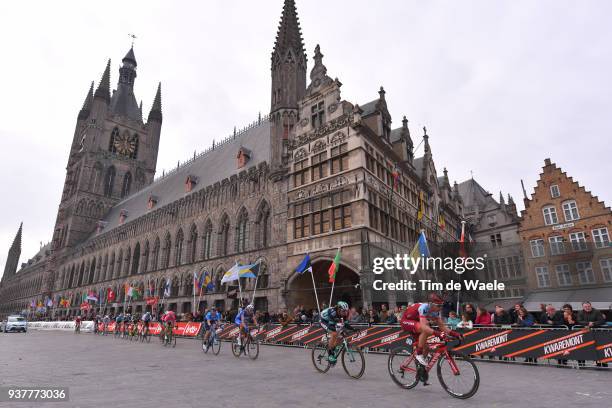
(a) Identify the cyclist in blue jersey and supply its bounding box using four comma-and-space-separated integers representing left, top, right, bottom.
320, 301, 353, 363
203, 307, 221, 351
235, 304, 257, 347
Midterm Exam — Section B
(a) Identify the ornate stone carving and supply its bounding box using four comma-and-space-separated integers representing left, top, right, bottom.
330, 131, 347, 146
294, 148, 308, 160
312, 140, 326, 153
328, 102, 338, 113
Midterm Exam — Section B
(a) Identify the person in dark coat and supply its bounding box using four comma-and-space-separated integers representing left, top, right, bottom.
493, 305, 512, 325
538, 304, 565, 326
576, 301, 606, 328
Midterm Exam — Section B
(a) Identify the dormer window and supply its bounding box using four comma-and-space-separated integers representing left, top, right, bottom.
119, 209, 129, 225
185, 175, 198, 193
311, 101, 325, 129
147, 195, 158, 210
236, 147, 252, 169
96, 220, 108, 234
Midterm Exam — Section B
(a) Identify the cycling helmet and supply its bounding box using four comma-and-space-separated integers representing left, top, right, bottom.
336, 301, 349, 311
246, 304, 254, 311
429, 293, 444, 306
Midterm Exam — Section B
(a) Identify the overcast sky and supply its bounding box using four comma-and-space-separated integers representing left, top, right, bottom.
1, 0, 610, 277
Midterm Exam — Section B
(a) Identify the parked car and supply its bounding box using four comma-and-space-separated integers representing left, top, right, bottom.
1, 315, 28, 333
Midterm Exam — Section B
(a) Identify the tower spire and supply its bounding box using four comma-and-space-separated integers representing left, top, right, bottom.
78, 81, 94, 120
147, 82, 163, 123
94, 59, 111, 103
2, 223, 22, 281
273, 0, 306, 61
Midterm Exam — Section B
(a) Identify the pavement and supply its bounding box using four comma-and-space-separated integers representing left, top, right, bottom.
0, 330, 610, 408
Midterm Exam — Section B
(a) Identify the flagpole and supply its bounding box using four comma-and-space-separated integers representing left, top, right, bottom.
250, 259, 261, 305
310, 268, 322, 317
328, 247, 341, 307
192, 272, 197, 315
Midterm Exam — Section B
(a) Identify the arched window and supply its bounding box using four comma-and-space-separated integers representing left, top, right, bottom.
109, 127, 119, 153
162, 233, 171, 269
121, 172, 132, 198
142, 241, 150, 273
90, 162, 103, 193
175, 229, 184, 266
88, 258, 96, 284
115, 249, 123, 279
104, 166, 116, 197
107, 253, 115, 281
235, 208, 249, 253
255, 201, 271, 249
188, 225, 198, 263
256, 262, 269, 289
129, 134, 139, 159
202, 220, 213, 260
131, 243, 140, 275
152, 237, 160, 271
218, 215, 230, 257
123, 247, 131, 277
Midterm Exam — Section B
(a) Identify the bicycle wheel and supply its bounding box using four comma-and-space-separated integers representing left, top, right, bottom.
202, 336, 209, 353
388, 347, 419, 389
247, 338, 259, 360
211, 335, 221, 355
231, 337, 242, 358
341, 346, 365, 379
311, 342, 332, 373
437, 354, 480, 399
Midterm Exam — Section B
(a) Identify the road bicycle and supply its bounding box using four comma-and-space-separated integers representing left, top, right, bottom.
128, 322, 139, 341
161, 323, 176, 348
114, 322, 123, 338
387, 332, 479, 399
311, 328, 365, 379
231, 325, 259, 360
139, 323, 151, 343
202, 323, 222, 355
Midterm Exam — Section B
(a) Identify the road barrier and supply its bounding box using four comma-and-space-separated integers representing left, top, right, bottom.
28, 321, 612, 365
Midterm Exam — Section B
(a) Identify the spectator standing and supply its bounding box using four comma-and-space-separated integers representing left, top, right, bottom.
463, 303, 476, 323
475, 306, 493, 326
576, 301, 605, 328
368, 309, 379, 325
515, 307, 534, 327
493, 305, 512, 325
446, 311, 461, 329
538, 305, 564, 326
456, 313, 473, 329
379, 304, 389, 322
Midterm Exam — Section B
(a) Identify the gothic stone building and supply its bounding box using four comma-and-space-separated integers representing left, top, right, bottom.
457, 178, 526, 308
519, 159, 612, 311
0, 0, 464, 318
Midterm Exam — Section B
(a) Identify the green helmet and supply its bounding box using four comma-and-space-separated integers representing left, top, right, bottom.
336, 301, 349, 311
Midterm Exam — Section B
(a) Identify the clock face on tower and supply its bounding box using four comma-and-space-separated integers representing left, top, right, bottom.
113, 131, 138, 157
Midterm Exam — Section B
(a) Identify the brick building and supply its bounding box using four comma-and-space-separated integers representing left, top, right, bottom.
519, 158, 612, 311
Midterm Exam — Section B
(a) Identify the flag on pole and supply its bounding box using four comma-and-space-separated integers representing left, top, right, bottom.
392, 164, 400, 191
328, 249, 341, 283
131, 287, 141, 300
107, 287, 116, 302
198, 272, 206, 292
204, 272, 214, 292
86, 291, 99, 302
193, 271, 200, 291
221, 263, 242, 283
295, 254, 312, 274
163, 278, 171, 297
417, 191, 425, 221
239, 262, 259, 278
127, 286, 133, 298
459, 221, 467, 258
438, 213, 446, 230
46, 298, 53, 307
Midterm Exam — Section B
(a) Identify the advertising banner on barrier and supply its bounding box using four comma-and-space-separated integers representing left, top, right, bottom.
28, 321, 95, 333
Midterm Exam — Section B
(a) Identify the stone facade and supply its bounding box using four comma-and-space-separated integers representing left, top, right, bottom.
457, 178, 525, 307
0, 0, 465, 318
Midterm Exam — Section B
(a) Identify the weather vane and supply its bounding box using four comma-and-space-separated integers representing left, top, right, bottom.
128, 33, 137, 47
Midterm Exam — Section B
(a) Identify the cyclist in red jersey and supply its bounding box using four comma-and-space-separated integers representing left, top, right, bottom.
400, 293, 461, 365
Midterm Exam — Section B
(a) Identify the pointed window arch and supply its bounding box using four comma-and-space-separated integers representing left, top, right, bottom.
162, 233, 172, 269
152, 237, 160, 271
218, 215, 230, 257
142, 241, 150, 273
121, 172, 132, 198
175, 229, 184, 266
255, 201, 271, 249
235, 208, 249, 253
131, 243, 140, 275
188, 224, 198, 263
104, 166, 116, 197
109, 128, 119, 153
202, 220, 213, 260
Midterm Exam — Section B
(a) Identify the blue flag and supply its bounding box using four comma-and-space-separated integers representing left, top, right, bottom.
295, 254, 312, 274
